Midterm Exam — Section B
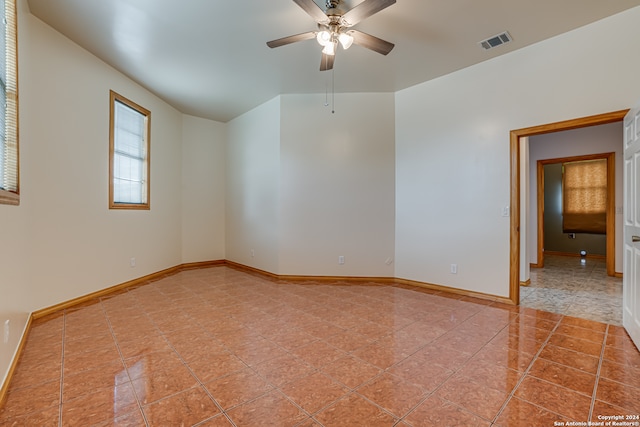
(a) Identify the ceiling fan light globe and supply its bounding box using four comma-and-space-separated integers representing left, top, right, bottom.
322, 41, 337, 55
338, 33, 354, 50
316, 30, 331, 46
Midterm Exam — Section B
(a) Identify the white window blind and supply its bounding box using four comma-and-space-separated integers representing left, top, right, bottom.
109, 91, 150, 209
0, 0, 18, 205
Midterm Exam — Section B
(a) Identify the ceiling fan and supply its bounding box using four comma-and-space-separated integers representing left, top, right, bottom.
267, 0, 396, 71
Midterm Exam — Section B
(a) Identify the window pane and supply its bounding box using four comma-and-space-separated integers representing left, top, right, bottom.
0, 0, 5, 82
113, 178, 143, 204
0, 83, 7, 189
110, 91, 149, 209
0, 85, 4, 181
115, 128, 144, 158
0, 0, 18, 202
114, 154, 143, 204
114, 101, 145, 158
0, 0, 6, 190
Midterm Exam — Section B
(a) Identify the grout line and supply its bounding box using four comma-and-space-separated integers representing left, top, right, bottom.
58, 312, 66, 427
395, 306, 523, 425
156, 284, 241, 427
490, 314, 563, 424
166, 346, 238, 427
589, 324, 608, 421
6, 265, 624, 427
100, 293, 151, 427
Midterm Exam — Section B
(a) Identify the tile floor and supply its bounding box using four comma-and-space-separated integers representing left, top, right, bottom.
521, 255, 623, 325
0, 265, 639, 426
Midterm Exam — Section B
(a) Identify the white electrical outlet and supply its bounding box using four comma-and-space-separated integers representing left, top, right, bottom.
4, 320, 9, 344
130, 257, 136, 267
338, 256, 345, 265
450, 264, 458, 274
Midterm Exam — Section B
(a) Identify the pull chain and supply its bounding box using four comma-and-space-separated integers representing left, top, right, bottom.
325, 78, 329, 107
323, 61, 335, 113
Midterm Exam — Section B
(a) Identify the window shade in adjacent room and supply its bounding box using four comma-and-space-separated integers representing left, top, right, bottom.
562, 159, 607, 234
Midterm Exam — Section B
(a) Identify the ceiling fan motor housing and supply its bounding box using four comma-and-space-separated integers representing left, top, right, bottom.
326, 0, 340, 9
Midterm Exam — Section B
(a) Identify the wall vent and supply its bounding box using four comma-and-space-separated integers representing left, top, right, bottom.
479, 31, 512, 50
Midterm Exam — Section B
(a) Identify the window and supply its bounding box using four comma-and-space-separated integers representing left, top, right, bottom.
0, 0, 18, 206
562, 158, 607, 234
109, 91, 150, 209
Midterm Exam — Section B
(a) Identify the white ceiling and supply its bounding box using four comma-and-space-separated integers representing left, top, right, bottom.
26, 0, 640, 122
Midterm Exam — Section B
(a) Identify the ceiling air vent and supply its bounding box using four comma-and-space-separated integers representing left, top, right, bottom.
479, 31, 512, 50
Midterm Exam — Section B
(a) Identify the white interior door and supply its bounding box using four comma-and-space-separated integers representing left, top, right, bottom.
623, 103, 640, 350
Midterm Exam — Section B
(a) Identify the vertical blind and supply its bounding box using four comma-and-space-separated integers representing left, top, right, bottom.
0, 0, 18, 196
562, 159, 607, 234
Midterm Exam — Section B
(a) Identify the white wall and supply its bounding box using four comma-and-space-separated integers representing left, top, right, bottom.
0, 190, 29, 390
1, 5, 226, 389
4, 0, 640, 393
20, 14, 183, 309
279, 94, 395, 276
182, 115, 226, 263
395, 6, 640, 297
0, 0, 30, 391
226, 97, 281, 273
226, 93, 395, 277
528, 123, 623, 271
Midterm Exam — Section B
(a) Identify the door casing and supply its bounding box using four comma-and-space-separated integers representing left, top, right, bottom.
509, 110, 628, 305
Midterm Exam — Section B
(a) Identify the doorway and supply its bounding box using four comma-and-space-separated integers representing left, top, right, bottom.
508, 110, 628, 306
535, 152, 616, 273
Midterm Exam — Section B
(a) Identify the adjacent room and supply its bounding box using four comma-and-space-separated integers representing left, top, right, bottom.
1, 0, 640, 425
520, 123, 624, 325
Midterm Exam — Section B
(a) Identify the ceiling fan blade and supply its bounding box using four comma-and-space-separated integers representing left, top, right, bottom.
349, 30, 394, 55
293, 0, 329, 24
341, 0, 396, 27
267, 31, 316, 48
320, 53, 335, 71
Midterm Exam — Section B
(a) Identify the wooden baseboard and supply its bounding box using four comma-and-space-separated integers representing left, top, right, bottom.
614, 272, 623, 278
2, 258, 513, 408
0, 315, 32, 409
225, 261, 511, 304
225, 261, 399, 284
2, 260, 227, 408
33, 261, 229, 319
32, 265, 182, 320
31, 259, 517, 322
393, 277, 514, 305
520, 279, 531, 287
180, 260, 226, 270
544, 250, 606, 260
224, 260, 279, 279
